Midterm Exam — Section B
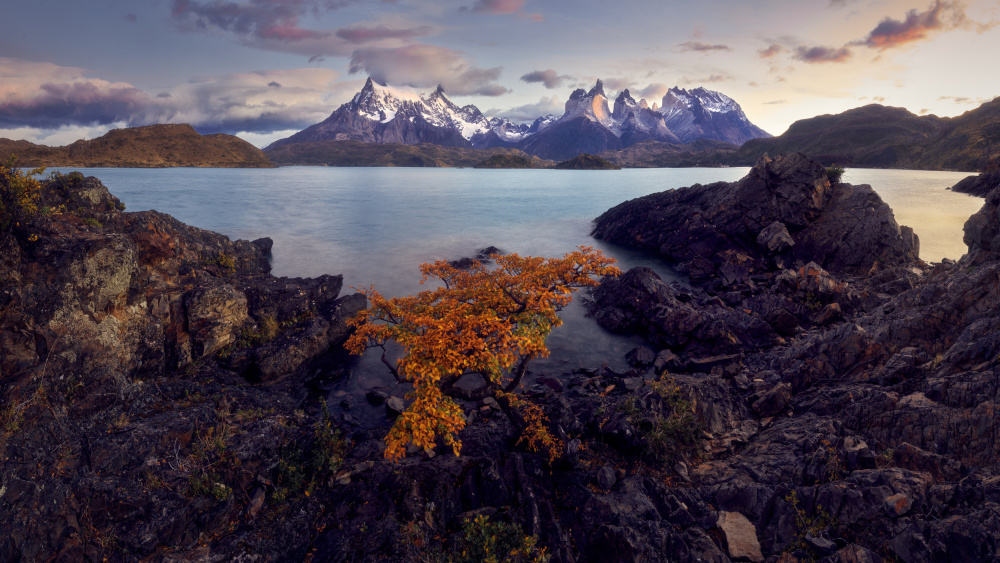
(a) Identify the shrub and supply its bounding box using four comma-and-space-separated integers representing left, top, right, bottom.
643, 377, 703, 465
447, 515, 548, 563
824, 165, 845, 184
347, 246, 619, 461
0, 157, 45, 236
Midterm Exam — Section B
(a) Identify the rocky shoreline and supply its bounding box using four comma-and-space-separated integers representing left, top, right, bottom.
3, 155, 1000, 561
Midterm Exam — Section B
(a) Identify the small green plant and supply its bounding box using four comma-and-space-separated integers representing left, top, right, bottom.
875, 447, 895, 470
83, 217, 103, 228
422, 515, 549, 563
271, 400, 349, 501
824, 165, 845, 184
184, 423, 240, 501
215, 252, 236, 275
819, 439, 846, 482
642, 376, 703, 466
784, 490, 836, 557
313, 399, 348, 474
803, 292, 822, 312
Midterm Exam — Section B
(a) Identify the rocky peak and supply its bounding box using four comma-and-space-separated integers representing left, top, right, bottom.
613, 89, 639, 121
588, 79, 606, 98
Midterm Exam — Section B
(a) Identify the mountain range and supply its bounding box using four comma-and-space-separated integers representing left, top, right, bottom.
265, 78, 771, 161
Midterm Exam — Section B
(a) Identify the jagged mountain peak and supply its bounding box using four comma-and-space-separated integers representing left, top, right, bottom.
662, 86, 739, 114
588, 79, 606, 98
269, 76, 770, 155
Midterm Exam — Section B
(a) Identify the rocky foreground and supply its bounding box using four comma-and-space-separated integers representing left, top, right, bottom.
3, 155, 1000, 561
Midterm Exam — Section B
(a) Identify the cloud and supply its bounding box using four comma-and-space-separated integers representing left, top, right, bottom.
486, 95, 563, 122
123, 13, 138, 23
938, 95, 990, 105
171, 0, 414, 56
829, 0, 857, 8
675, 41, 732, 53
349, 45, 508, 96
335, 25, 433, 43
793, 45, 852, 63
601, 77, 632, 93
764, 100, 787, 105
462, 0, 525, 14
919, 108, 932, 114
758, 44, 784, 58
520, 69, 569, 89
637, 83, 669, 100
853, 0, 977, 50
0, 58, 345, 134
680, 73, 731, 85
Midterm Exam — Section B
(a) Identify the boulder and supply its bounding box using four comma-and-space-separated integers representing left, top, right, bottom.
593, 153, 918, 277
717, 511, 763, 562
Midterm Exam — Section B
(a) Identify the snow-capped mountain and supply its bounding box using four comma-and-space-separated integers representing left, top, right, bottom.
267, 78, 521, 150
267, 77, 770, 158
660, 87, 771, 145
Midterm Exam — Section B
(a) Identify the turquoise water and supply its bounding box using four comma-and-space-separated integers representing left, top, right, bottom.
51, 165, 982, 421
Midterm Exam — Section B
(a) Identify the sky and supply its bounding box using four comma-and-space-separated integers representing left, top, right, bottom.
2, 0, 998, 147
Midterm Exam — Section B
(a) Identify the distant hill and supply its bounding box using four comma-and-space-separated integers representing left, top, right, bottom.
265, 140, 554, 168
0, 124, 273, 168
597, 139, 738, 168
473, 154, 545, 169
733, 100, 1000, 171
553, 154, 621, 170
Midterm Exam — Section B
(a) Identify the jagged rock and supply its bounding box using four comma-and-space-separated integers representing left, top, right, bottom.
717, 511, 763, 562
751, 383, 792, 418
654, 349, 684, 374
757, 220, 795, 253
964, 186, 1000, 263
885, 493, 913, 516
951, 170, 1000, 197
596, 466, 617, 490
593, 153, 918, 277
625, 346, 656, 367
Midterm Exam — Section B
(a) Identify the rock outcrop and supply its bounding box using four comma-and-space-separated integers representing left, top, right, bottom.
592, 153, 919, 283
5, 156, 1000, 562
0, 173, 364, 560
951, 169, 1000, 197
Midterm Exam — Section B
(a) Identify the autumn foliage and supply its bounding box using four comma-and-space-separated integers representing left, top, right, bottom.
0, 157, 44, 236
346, 246, 619, 462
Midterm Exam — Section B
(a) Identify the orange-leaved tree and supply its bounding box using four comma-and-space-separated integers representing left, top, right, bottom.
346, 246, 619, 462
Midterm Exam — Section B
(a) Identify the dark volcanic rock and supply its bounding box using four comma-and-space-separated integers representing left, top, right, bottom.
8, 156, 1000, 562
592, 153, 919, 278
951, 170, 1000, 197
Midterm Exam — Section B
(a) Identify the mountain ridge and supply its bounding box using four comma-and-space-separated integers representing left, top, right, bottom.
265, 77, 771, 161
0, 124, 273, 168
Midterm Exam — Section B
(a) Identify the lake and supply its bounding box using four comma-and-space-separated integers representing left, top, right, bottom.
51, 166, 984, 421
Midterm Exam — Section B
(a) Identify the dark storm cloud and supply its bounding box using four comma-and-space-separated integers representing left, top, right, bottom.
520, 69, 569, 89
793, 45, 852, 63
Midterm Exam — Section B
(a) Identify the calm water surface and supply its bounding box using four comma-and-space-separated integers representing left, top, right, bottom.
54, 166, 984, 421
